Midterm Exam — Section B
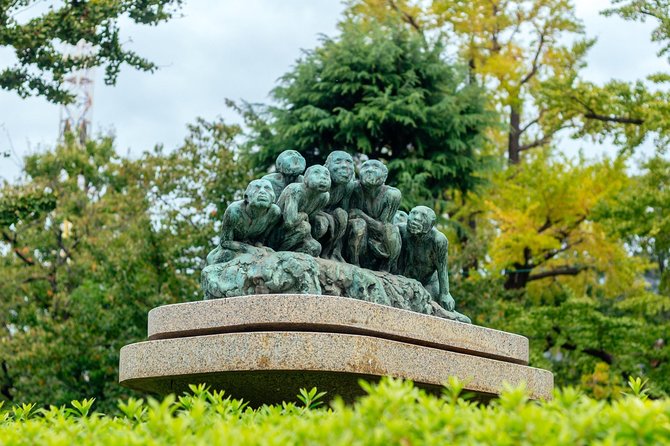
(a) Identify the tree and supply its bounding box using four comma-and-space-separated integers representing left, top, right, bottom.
485, 151, 644, 291
140, 117, 252, 298
0, 187, 55, 227
0, 119, 248, 409
346, 0, 670, 163
240, 21, 492, 206
343, 1, 670, 288
342, 0, 670, 397
0, 0, 182, 104
597, 156, 670, 298
0, 135, 162, 406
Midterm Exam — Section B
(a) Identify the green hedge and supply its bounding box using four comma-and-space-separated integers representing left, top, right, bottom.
1, 378, 669, 445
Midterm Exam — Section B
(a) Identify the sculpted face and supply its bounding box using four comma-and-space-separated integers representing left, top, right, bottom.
276, 150, 306, 177
245, 179, 276, 207
407, 206, 436, 235
359, 160, 388, 187
304, 165, 332, 193
393, 210, 408, 225
325, 151, 354, 184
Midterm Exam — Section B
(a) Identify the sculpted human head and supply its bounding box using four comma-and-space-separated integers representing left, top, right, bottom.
359, 160, 388, 187
325, 150, 354, 185
276, 150, 306, 177
304, 165, 332, 193
407, 206, 436, 235
393, 210, 408, 225
244, 179, 276, 207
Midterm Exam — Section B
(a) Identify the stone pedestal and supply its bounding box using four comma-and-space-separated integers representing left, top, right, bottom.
119, 295, 553, 404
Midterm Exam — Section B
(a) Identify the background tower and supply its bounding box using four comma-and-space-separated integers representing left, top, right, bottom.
58, 40, 95, 145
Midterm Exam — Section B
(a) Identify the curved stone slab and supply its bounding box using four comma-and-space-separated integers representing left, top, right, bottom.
119, 332, 553, 402
148, 295, 528, 365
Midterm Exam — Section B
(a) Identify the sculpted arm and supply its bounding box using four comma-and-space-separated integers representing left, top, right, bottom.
379, 188, 401, 223
258, 204, 281, 245
340, 182, 355, 211
219, 205, 238, 243
280, 187, 303, 227
350, 208, 383, 233
318, 193, 330, 215
435, 234, 455, 311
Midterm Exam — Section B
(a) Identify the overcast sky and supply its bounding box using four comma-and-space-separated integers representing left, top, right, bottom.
0, 0, 667, 182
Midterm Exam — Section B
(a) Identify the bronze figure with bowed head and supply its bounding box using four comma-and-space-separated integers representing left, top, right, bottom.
270, 164, 332, 257
393, 210, 408, 225
262, 150, 307, 200
396, 206, 456, 311
312, 150, 356, 261
206, 179, 281, 265
348, 160, 402, 272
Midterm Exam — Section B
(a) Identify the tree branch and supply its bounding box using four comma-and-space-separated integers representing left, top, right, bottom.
387, 0, 422, 33
520, 29, 546, 85
547, 327, 614, 364
528, 265, 587, 282
1, 230, 35, 266
583, 112, 644, 125
22, 275, 52, 284
538, 217, 553, 234
55, 228, 75, 266
562, 342, 614, 365
519, 111, 545, 135
519, 134, 552, 152
543, 239, 583, 262
571, 94, 645, 126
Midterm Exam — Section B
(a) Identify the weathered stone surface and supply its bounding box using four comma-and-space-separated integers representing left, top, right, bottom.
147, 295, 528, 364
201, 246, 470, 323
119, 331, 553, 402
201, 248, 322, 297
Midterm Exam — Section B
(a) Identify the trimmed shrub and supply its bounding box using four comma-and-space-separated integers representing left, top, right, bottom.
1, 378, 668, 445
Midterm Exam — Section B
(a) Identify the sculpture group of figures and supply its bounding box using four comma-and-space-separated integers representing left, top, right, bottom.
202, 150, 471, 323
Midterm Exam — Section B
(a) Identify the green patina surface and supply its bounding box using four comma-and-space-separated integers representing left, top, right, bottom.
202, 150, 470, 323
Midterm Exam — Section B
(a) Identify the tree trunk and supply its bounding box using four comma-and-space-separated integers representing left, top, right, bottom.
460, 214, 479, 278
1, 360, 13, 401
508, 106, 521, 164
504, 247, 531, 289
504, 263, 531, 289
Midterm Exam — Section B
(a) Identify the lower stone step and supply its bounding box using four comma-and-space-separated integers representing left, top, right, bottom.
120, 330, 553, 404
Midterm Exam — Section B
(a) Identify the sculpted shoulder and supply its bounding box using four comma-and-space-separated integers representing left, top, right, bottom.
269, 203, 281, 217
277, 182, 304, 209
386, 186, 402, 202
261, 172, 281, 181
321, 191, 330, 203
432, 227, 449, 249
263, 172, 304, 183
223, 200, 246, 218
349, 181, 363, 201
280, 182, 303, 196
398, 222, 409, 238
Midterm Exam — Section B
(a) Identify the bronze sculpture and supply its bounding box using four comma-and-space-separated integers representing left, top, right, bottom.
314, 151, 356, 261
262, 149, 306, 199
271, 164, 331, 257
202, 150, 470, 323
396, 206, 455, 311
347, 160, 401, 272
